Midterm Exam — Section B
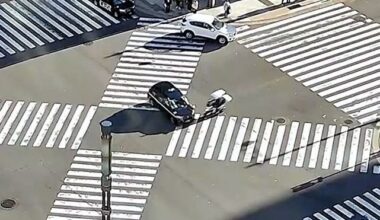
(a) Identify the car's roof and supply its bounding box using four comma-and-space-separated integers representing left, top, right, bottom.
186, 14, 215, 23
151, 81, 183, 99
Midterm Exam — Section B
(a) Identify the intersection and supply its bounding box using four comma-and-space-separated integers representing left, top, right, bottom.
1, 0, 380, 220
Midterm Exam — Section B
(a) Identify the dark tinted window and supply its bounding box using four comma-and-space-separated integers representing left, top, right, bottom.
190, 21, 203, 28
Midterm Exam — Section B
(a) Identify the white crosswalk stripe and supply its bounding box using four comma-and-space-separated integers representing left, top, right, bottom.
99, 17, 204, 109
0, 0, 130, 59
236, 3, 380, 124
165, 115, 377, 173
47, 149, 162, 220
0, 100, 97, 149
304, 188, 380, 220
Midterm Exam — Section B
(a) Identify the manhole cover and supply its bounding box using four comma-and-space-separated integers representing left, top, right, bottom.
1, 199, 16, 209
276, 118, 286, 124
344, 119, 353, 124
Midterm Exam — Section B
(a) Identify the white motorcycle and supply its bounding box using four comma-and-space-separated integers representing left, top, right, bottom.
203, 89, 232, 117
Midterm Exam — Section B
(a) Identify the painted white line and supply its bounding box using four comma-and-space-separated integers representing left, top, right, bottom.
0, 101, 12, 125
348, 128, 361, 171
106, 84, 150, 93
243, 118, 262, 163
120, 56, 198, 67
255, 18, 353, 54
236, 3, 345, 40
112, 152, 162, 160
138, 22, 180, 29
374, 188, 380, 196
32, 0, 82, 34
321, 125, 336, 169
205, 116, 225, 160
146, 27, 179, 34
235, 25, 250, 33
192, 118, 211, 159
303, 218, 312, 220
80, 0, 120, 24
354, 196, 380, 216
139, 17, 165, 22
365, 192, 380, 206
60, 184, 149, 197
360, 129, 373, 173
313, 213, 329, 220
0, 38, 16, 54
129, 36, 203, 46
230, 118, 250, 162
57, 0, 102, 29
48, 216, 94, 220
20, 103, 48, 146
246, 8, 355, 48
334, 204, 354, 218
124, 46, 202, 56
111, 158, 160, 168
327, 79, 380, 102
64, 178, 151, 189
166, 127, 182, 156
53, 200, 143, 212
101, 96, 146, 104
179, 118, 198, 157
0, 51, 4, 57
58, 105, 84, 149
0, 101, 24, 144
115, 67, 193, 79
295, 48, 380, 79
334, 126, 348, 171
48, 0, 92, 32
308, 124, 324, 169
98, 102, 134, 109
335, 86, 380, 108
0, 8, 44, 46
33, 104, 60, 147
117, 62, 196, 72
324, 208, 344, 220
70, 163, 157, 174
264, 21, 367, 59
358, 113, 379, 124
281, 30, 380, 71
112, 73, 192, 84
18, 0, 72, 37
68, 170, 155, 181
69, 0, 111, 26
109, 78, 190, 89
127, 41, 203, 51
256, 120, 274, 163
71, 106, 97, 149
132, 31, 204, 42
295, 123, 311, 167
350, 103, 380, 118
104, 90, 146, 98
218, 117, 237, 161
269, 125, 286, 165
342, 95, 380, 113
46, 105, 72, 148
50, 208, 140, 219
123, 50, 200, 61
1, 3, 54, 43
0, 16, 34, 48
8, 102, 36, 145
282, 121, 299, 166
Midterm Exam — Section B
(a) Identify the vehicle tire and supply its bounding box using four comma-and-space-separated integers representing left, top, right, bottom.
184, 30, 194, 40
217, 36, 228, 45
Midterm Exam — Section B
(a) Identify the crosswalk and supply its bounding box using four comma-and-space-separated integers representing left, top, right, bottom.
236, 3, 380, 124
166, 115, 376, 173
0, 100, 97, 149
47, 149, 162, 220
0, 0, 122, 59
99, 17, 205, 109
304, 188, 380, 220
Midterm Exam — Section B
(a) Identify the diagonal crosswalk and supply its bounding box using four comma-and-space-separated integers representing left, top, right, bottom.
98, 17, 205, 109
236, 3, 380, 124
0, 100, 97, 149
47, 149, 162, 220
165, 115, 376, 173
304, 188, 380, 220
0, 0, 122, 59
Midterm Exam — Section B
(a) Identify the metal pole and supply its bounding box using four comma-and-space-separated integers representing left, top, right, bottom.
100, 120, 112, 220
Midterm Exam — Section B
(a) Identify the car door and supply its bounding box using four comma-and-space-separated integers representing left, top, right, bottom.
189, 21, 203, 37
203, 22, 217, 39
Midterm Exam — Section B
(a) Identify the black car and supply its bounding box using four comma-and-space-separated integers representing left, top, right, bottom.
148, 81, 195, 125
93, 0, 135, 18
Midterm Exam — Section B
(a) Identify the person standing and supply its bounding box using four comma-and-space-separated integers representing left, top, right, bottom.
223, 0, 231, 17
191, 0, 198, 13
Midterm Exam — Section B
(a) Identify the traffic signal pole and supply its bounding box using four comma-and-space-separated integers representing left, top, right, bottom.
100, 120, 113, 220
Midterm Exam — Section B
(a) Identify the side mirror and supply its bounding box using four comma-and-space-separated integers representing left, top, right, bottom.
210, 28, 215, 32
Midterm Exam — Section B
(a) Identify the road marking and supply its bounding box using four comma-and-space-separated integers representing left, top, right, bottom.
0, 101, 24, 144
324, 208, 344, 220
112, 73, 192, 83
321, 125, 336, 169
0, 101, 12, 130
354, 196, 380, 216
243, 118, 262, 162
256, 120, 274, 163
360, 129, 372, 173
269, 125, 286, 165
365, 192, 380, 206
58, 105, 84, 149
57, 0, 102, 29
71, 106, 97, 149
80, 0, 120, 24
50, 208, 140, 219
230, 118, 250, 162
71, 163, 157, 174
344, 200, 376, 220
192, 118, 211, 159
67, 170, 154, 181
313, 213, 328, 220
0, 16, 34, 48
8, 102, 36, 145
46, 105, 72, 148
334, 126, 348, 170
218, 117, 237, 161
334, 204, 353, 218
60, 184, 149, 197
178, 119, 198, 158
282, 121, 299, 166
295, 123, 312, 167
166, 127, 182, 156
348, 128, 361, 171
205, 116, 225, 160
33, 104, 60, 147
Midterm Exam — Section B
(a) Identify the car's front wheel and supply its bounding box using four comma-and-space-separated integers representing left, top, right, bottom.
217, 36, 228, 45
184, 30, 194, 40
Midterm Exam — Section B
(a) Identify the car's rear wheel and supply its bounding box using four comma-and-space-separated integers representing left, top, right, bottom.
217, 36, 228, 45
184, 30, 194, 40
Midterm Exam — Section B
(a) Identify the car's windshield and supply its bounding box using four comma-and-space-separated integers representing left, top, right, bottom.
212, 18, 224, 30
113, 0, 126, 5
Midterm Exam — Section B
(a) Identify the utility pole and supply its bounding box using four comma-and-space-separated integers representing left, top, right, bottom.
100, 120, 112, 220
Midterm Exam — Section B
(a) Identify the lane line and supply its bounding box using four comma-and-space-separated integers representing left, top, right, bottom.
205, 116, 225, 160
218, 117, 237, 161
269, 124, 286, 165
243, 118, 262, 162
191, 118, 211, 159
0, 101, 24, 144
58, 105, 84, 149
282, 122, 299, 166
8, 102, 36, 145
230, 118, 250, 162
33, 104, 60, 147
256, 120, 274, 163
71, 106, 97, 149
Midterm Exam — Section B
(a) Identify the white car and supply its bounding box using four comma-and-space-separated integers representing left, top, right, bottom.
180, 14, 237, 45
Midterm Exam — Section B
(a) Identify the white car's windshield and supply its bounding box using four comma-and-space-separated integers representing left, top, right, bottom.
212, 19, 224, 30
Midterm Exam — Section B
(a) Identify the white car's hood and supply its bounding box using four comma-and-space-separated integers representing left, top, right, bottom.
220, 24, 236, 35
